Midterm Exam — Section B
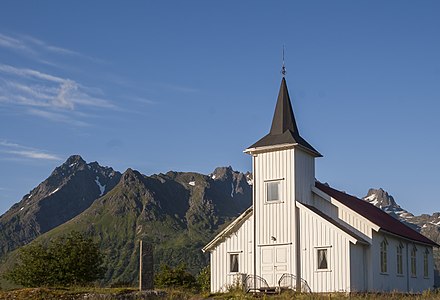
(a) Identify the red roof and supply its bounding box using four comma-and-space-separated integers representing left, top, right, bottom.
315, 182, 438, 247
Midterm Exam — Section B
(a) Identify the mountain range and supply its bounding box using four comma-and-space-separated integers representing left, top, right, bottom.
0, 155, 438, 286
0, 155, 252, 285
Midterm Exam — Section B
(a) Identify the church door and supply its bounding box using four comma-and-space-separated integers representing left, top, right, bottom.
260, 245, 290, 287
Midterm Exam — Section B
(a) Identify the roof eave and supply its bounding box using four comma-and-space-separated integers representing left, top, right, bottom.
244, 143, 296, 155
244, 142, 321, 157
379, 229, 439, 247
202, 206, 253, 252
296, 202, 369, 245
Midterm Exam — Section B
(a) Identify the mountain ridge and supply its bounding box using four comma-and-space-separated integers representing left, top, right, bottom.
0, 156, 253, 285
0, 155, 121, 259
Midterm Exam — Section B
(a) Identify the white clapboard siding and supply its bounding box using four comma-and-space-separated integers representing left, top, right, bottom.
370, 232, 434, 293
294, 149, 315, 205
350, 243, 367, 292
312, 191, 372, 243
254, 148, 294, 246
298, 203, 354, 292
210, 214, 253, 293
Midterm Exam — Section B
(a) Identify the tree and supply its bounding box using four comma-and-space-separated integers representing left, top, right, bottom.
4, 231, 105, 287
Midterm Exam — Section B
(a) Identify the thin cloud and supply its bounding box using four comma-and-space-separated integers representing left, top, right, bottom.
0, 64, 65, 83
21, 34, 81, 57
27, 109, 89, 127
0, 139, 62, 161
7, 150, 61, 161
0, 32, 103, 63
0, 64, 116, 115
0, 33, 30, 53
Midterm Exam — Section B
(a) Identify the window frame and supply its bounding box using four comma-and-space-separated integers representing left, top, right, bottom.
423, 248, 429, 278
264, 179, 284, 203
228, 252, 240, 274
410, 245, 417, 277
380, 238, 388, 274
315, 246, 331, 272
396, 242, 404, 276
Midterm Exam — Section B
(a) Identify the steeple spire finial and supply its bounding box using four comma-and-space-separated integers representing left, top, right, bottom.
281, 45, 287, 77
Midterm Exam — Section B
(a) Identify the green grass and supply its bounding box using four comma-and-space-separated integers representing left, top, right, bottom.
0, 288, 439, 300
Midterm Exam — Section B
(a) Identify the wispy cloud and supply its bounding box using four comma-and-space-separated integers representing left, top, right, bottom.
27, 109, 89, 127
0, 32, 102, 63
0, 140, 62, 161
0, 64, 116, 124
0, 33, 30, 53
6, 150, 61, 161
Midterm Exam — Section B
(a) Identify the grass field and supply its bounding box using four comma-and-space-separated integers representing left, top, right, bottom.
0, 288, 439, 300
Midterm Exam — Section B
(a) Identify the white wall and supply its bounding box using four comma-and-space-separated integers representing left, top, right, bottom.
370, 231, 434, 292
298, 204, 354, 292
209, 215, 254, 293
350, 243, 367, 292
294, 149, 315, 205
254, 148, 294, 246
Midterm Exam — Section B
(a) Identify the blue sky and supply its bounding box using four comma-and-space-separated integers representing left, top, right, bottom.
0, 1, 439, 215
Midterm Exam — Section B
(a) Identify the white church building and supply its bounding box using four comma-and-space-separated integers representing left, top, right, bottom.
202, 75, 438, 293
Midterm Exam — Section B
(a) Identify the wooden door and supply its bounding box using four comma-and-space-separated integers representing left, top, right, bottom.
260, 245, 289, 287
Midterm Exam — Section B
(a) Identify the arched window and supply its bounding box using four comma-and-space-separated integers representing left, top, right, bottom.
396, 242, 404, 275
411, 245, 417, 277
380, 238, 388, 273
424, 248, 429, 278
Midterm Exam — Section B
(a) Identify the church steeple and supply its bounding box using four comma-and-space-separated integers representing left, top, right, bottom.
247, 77, 321, 157
269, 77, 299, 135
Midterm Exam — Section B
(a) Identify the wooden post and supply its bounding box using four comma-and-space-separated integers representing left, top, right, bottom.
139, 240, 143, 291
139, 240, 154, 291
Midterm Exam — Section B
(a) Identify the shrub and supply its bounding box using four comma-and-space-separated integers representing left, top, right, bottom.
154, 263, 197, 289
4, 231, 105, 287
196, 265, 210, 293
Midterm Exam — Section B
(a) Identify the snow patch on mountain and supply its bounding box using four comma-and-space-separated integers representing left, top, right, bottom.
95, 177, 106, 196
49, 187, 60, 196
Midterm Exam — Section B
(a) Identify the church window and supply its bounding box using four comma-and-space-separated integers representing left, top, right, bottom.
317, 248, 329, 270
396, 243, 403, 275
266, 180, 281, 202
411, 245, 417, 277
424, 248, 429, 278
380, 239, 388, 273
229, 253, 239, 273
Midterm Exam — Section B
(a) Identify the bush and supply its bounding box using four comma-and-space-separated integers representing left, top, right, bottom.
4, 231, 105, 287
196, 265, 210, 293
154, 263, 197, 289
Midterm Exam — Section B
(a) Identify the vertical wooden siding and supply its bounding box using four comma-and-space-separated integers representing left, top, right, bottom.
210, 216, 254, 292
299, 205, 352, 292
255, 148, 294, 246
294, 149, 315, 205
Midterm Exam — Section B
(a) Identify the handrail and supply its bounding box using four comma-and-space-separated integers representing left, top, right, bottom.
278, 273, 312, 293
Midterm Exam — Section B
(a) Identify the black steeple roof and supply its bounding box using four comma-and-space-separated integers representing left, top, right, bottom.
248, 77, 321, 157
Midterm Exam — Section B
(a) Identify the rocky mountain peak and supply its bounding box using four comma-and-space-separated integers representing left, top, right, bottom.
211, 166, 234, 181
121, 168, 144, 185
64, 154, 86, 167
364, 188, 398, 208
363, 187, 414, 221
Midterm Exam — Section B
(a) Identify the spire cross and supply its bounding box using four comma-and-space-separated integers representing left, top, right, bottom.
281, 45, 287, 77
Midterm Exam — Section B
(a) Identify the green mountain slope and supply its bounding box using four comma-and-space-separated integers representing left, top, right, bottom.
12, 166, 252, 285
0, 155, 121, 260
